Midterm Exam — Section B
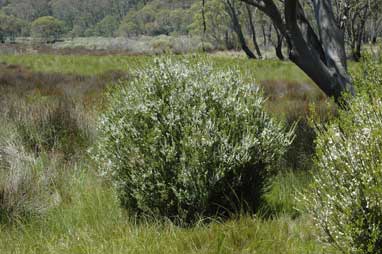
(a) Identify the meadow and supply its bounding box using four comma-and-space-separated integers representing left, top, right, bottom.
0, 53, 337, 254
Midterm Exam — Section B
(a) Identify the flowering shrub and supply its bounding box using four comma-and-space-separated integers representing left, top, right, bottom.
93, 58, 294, 223
305, 60, 382, 254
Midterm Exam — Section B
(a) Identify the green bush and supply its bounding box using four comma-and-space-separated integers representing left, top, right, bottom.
93, 58, 294, 223
305, 60, 382, 253
150, 36, 173, 54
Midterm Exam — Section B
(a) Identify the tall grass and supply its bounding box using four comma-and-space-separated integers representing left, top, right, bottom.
0, 166, 329, 254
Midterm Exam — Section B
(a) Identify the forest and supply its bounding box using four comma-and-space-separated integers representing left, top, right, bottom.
1, 0, 382, 254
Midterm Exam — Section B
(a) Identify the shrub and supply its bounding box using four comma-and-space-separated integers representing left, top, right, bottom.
150, 36, 173, 54
93, 58, 294, 223
304, 60, 382, 253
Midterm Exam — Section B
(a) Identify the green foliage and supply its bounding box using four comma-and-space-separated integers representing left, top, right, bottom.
0, 12, 28, 42
351, 54, 382, 99
93, 57, 294, 223
93, 15, 119, 37
118, 0, 192, 37
304, 59, 382, 253
31, 16, 65, 43
262, 170, 311, 217
189, 0, 233, 49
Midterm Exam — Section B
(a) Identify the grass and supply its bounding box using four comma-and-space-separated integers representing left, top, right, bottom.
0, 54, 309, 81
0, 54, 150, 76
0, 53, 335, 253
0, 168, 330, 254
0, 54, 328, 114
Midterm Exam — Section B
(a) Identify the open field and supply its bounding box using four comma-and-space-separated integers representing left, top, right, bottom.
0, 53, 338, 254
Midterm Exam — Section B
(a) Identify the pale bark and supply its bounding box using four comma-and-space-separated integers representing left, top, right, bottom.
225, 0, 257, 59
240, 0, 354, 101
274, 25, 284, 60
246, 4, 262, 58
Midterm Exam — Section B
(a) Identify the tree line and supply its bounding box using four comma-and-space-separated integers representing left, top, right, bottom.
0, 0, 381, 99
1, 0, 380, 55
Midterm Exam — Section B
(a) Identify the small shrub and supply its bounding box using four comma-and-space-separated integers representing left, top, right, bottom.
304, 59, 382, 253
93, 58, 294, 223
150, 36, 173, 54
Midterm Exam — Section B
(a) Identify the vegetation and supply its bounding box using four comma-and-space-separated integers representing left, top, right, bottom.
304, 59, 382, 253
93, 58, 294, 223
0, 126, 61, 222
0, 12, 27, 43
0, 0, 380, 59
0, 54, 311, 79
0, 36, 381, 253
0, 53, 337, 253
31, 16, 65, 43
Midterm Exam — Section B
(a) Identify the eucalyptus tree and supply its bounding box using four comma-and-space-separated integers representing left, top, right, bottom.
245, 4, 262, 58
239, 0, 354, 101
370, 0, 382, 43
190, 0, 236, 49
332, 0, 376, 60
224, 0, 257, 58
272, 25, 285, 60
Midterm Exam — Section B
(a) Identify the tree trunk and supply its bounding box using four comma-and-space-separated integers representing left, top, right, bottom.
351, 6, 368, 61
240, 0, 354, 102
246, 4, 262, 58
372, 36, 377, 44
274, 26, 284, 60
225, 0, 256, 59
299, 0, 353, 99
267, 23, 272, 46
201, 0, 207, 52
261, 22, 267, 47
